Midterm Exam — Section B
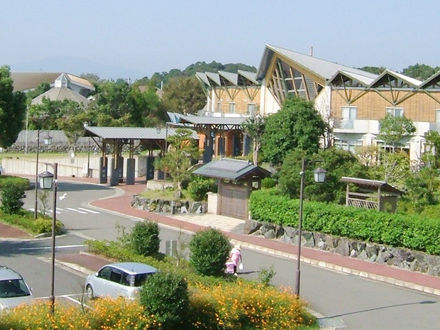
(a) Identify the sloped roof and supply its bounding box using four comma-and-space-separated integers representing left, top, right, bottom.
84, 126, 198, 140
341, 177, 403, 195
329, 70, 377, 87
179, 114, 246, 126
196, 70, 259, 88
193, 158, 271, 181
418, 70, 440, 89
65, 73, 95, 90
11, 72, 61, 92
369, 69, 422, 88
257, 44, 377, 82
31, 87, 89, 105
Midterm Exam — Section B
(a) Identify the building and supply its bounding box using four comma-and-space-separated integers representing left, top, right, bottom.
254, 44, 440, 165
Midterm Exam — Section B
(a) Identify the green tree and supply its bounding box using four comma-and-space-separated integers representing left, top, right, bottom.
424, 130, 440, 168
378, 114, 416, 150
402, 167, 439, 213
28, 99, 85, 130
26, 82, 50, 101
90, 80, 165, 127
0, 66, 27, 147
279, 148, 369, 203
242, 114, 265, 165
359, 66, 386, 75
402, 64, 439, 81
0, 182, 25, 214
157, 128, 199, 190
262, 96, 326, 165
161, 76, 206, 114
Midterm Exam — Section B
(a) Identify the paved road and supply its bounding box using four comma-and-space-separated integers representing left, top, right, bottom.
6, 181, 440, 329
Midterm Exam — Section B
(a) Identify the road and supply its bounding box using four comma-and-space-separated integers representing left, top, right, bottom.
2, 180, 440, 329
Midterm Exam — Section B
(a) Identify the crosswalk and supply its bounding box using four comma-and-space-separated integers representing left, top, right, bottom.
28, 207, 100, 215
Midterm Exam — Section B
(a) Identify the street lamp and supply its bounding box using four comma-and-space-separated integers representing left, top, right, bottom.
295, 158, 326, 296
34, 131, 52, 219
39, 164, 58, 315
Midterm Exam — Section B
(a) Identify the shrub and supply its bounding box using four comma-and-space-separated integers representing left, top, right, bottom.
140, 271, 189, 328
33, 218, 64, 235
258, 266, 276, 286
187, 176, 217, 201
189, 228, 231, 276
130, 221, 160, 256
0, 176, 30, 191
250, 189, 440, 255
261, 177, 276, 189
0, 182, 25, 214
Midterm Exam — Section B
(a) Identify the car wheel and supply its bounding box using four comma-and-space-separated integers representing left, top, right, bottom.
86, 285, 94, 299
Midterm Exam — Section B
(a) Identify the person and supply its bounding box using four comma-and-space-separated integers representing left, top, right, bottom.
228, 244, 242, 275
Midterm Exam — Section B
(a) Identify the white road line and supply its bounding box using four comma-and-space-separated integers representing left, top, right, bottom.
19, 244, 87, 251
48, 209, 62, 214
66, 207, 87, 214
57, 207, 65, 211
78, 207, 100, 214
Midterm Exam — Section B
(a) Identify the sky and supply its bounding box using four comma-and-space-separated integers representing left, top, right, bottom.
2, 0, 439, 80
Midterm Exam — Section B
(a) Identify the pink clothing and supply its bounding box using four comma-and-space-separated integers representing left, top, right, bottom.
230, 247, 241, 266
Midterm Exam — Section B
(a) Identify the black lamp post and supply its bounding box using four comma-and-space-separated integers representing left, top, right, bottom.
34, 131, 52, 219
295, 158, 326, 296
39, 164, 58, 315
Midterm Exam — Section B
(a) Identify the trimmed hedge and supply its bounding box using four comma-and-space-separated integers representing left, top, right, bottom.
250, 189, 440, 255
0, 176, 30, 191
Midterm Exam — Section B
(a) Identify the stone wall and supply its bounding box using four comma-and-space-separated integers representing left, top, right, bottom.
245, 220, 440, 277
131, 195, 207, 215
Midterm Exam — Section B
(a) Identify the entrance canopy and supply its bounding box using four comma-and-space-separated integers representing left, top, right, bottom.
193, 158, 270, 181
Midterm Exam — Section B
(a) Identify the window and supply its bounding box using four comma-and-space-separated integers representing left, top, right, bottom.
217, 102, 221, 112
341, 106, 357, 120
334, 139, 362, 153
98, 267, 112, 280
247, 103, 256, 115
229, 103, 235, 113
436, 110, 440, 122
109, 269, 122, 283
386, 107, 403, 117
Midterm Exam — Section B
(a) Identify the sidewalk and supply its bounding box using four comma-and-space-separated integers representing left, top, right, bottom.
4, 175, 440, 296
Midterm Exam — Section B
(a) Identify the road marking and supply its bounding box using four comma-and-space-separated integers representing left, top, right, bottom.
48, 209, 61, 214
66, 207, 87, 214
78, 207, 100, 214
19, 244, 87, 251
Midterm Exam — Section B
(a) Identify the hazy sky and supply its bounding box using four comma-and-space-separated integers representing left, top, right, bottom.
2, 0, 439, 80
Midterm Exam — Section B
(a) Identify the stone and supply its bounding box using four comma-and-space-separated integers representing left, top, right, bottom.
283, 226, 297, 238
317, 239, 327, 250
180, 206, 188, 214
275, 225, 284, 238
245, 220, 261, 234
335, 240, 350, 256
303, 232, 315, 247
264, 229, 276, 239
350, 249, 358, 257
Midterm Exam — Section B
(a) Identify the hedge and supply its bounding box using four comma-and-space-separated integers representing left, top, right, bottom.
250, 189, 440, 255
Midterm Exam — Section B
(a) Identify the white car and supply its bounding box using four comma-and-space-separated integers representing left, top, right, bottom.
0, 266, 33, 311
85, 262, 157, 300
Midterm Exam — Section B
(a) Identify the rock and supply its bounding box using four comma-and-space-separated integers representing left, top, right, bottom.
264, 229, 276, 239
275, 225, 284, 238
335, 240, 350, 256
245, 220, 261, 234
350, 249, 358, 257
283, 226, 297, 238
180, 206, 188, 214
303, 232, 315, 247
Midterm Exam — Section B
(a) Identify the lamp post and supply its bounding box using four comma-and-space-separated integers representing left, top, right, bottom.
34, 131, 52, 219
295, 157, 326, 296
39, 164, 58, 315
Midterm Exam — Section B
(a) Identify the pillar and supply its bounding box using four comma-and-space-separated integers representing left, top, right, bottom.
99, 157, 108, 184
126, 158, 135, 185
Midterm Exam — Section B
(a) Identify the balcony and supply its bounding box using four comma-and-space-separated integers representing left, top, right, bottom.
334, 119, 379, 134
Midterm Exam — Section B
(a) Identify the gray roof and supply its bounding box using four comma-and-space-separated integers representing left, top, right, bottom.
196, 70, 259, 88
329, 70, 377, 87
107, 262, 157, 275
85, 126, 198, 140
179, 115, 247, 126
31, 87, 89, 105
12, 130, 91, 147
11, 72, 61, 92
193, 158, 271, 181
341, 177, 403, 195
257, 44, 378, 82
369, 69, 422, 88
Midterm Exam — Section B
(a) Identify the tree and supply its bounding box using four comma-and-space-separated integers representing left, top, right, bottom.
359, 66, 386, 75
157, 128, 199, 190
242, 114, 265, 165
90, 80, 166, 127
28, 99, 85, 130
25, 82, 50, 101
261, 96, 326, 165
402, 64, 439, 81
424, 130, 440, 168
278, 148, 369, 203
378, 114, 416, 150
161, 76, 206, 114
0, 66, 27, 147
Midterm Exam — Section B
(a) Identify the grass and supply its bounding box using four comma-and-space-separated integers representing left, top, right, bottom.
140, 188, 193, 201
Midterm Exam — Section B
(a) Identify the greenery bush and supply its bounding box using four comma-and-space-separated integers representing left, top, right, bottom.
261, 177, 277, 189
189, 228, 231, 276
187, 176, 217, 201
250, 189, 440, 255
131, 221, 160, 256
0, 210, 64, 235
0, 182, 25, 214
0, 176, 30, 191
140, 271, 189, 328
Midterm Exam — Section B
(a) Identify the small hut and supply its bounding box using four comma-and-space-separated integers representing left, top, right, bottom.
193, 158, 270, 219
341, 177, 403, 213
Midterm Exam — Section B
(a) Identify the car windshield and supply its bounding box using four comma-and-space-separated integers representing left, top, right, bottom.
0, 279, 31, 298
